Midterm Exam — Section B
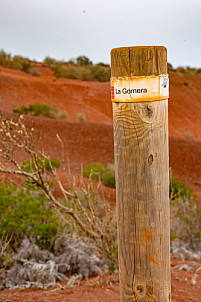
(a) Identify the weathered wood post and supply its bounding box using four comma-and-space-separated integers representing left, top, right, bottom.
111, 46, 171, 301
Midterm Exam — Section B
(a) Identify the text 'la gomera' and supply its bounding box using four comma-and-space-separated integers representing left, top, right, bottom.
116, 88, 148, 94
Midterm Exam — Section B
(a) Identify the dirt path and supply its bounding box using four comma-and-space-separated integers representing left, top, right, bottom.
0, 261, 201, 302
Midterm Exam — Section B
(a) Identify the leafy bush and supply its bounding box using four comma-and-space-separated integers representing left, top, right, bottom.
42, 56, 57, 68
12, 55, 31, 73
0, 49, 12, 68
96, 62, 110, 67
22, 156, 61, 190
83, 163, 106, 180
0, 49, 40, 75
175, 65, 201, 75
22, 156, 61, 173
13, 103, 58, 118
102, 171, 115, 189
87, 65, 111, 82
77, 113, 87, 122
54, 64, 81, 79
167, 62, 174, 72
53, 63, 110, 82
29, 67, 41, 76
169, 172, 201, 249
169, 172, 196, 201
83, 163, 115, 188
170, 195, 201, 249
0, 181, 63, 249
76, 55, 92, 66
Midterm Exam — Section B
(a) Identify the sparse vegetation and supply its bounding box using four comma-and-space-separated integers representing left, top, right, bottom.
42, 55, 110, 82
0, 114, 117, 268
167, 61, 201, 75
1, 49, 201, 81
83, 163, 115, 188
0, 113, 200, 288
83, 163, 201, 249
176, 66, 201, 75
13, 103, 66, 119
53, 63, 110, 82
0, 181, 62, 250
29, 66, 41, 76
169, 171, 201, 249
77, 113, 87, 122
76, 55, 92, 66
0, 49, 40, 75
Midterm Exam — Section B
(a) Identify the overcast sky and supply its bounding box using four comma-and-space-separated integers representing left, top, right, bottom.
0, 0, 201, 67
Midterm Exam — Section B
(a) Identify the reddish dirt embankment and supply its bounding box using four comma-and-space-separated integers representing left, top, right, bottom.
1, 66, 201, 139
0, 259, 201, 302
0, 66, 201, 197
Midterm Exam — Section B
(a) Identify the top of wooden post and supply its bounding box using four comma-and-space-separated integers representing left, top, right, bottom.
111, 46, 167, 78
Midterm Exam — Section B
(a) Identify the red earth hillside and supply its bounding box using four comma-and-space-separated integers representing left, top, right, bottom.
0, 66, 201, 301
0, 65, 201, 199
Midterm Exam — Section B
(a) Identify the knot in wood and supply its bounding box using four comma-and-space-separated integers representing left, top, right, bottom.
148, 154, 154, 166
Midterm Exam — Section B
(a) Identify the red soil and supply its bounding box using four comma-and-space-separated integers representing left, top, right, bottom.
0, 259, 201, 302
0, 66, 201, 301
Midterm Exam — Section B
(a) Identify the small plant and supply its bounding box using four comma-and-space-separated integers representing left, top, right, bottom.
175, 65, 201, 75
169, 171, 196, 201
76, 55, 92, 66
77, 113, 87, 122
167, 62, 174, 72
29, 67, 40, 76
12, 55, 31, 73
0, 181, 63, 249
13, 103, 58, 118
42, 56, 57, 68
0, 115, 118, 267
0, 49, 41, 75
88, 64, 111, 82
83, 163, 116, 188
169, 171, 201, 249
21, 156, 60, 191
0, 49, 12, 68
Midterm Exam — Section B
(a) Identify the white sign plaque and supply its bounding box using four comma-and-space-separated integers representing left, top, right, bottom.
111, 75, 169, 102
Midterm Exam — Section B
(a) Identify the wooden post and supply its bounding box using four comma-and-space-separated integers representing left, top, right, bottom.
111, 46, 171, 301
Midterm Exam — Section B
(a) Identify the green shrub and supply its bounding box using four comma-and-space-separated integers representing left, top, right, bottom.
53, 64, 81, 79
102, 171, 115, 188
13, 103, 58, 118
0, 181, 63, 249
83, 163, 106, 180
22, 156, 61, 174
22, 156, 60, 190
167, 62, 174, 72
53, 64, 110, 82
43, 56, 57, 67
12, 55, 31, 73
50, 56, 110, 82
169, 172, 201, 248
83, 163, 116, 188
96, 62, 110, 67
0, 49, 12, 68
170, 195, 201, 247
29, 67, 40, 76
87, 65, 111, 82
80, 68, 95, 81
175, 65, 201, 75
169, 172, 196, 201
77, 113, 87, 122
0, 49, 40, 76
76, 55, 92, 66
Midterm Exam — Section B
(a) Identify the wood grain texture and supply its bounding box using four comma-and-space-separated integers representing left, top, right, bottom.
111, 47, 171, 301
